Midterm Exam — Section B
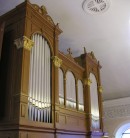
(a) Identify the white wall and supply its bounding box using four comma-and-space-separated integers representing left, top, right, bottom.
103, 97, 130, 138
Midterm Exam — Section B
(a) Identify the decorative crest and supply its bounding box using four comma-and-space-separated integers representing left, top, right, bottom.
32, 4, 54, 25
84, 47, 87, 54
41, 5, 47, 15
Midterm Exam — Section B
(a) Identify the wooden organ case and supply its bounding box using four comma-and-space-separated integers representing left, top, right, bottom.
0, 1, 105, 138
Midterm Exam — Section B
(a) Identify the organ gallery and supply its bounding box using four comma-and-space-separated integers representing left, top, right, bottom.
0, 1, 106, 138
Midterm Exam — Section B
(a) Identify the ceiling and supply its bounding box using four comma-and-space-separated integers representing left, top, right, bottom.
0, 0, 130, 101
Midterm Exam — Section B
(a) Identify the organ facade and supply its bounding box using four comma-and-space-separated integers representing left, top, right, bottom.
0, 1, 105, 138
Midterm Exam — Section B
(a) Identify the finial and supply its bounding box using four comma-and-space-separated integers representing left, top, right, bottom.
84, 47, 87, 54
67, 48, 72, 56
55, 23, 59, 29
25, 0, 30, 2
91, 51, 95, 59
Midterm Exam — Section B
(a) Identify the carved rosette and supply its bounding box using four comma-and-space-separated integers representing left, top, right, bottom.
14, 36, 34, 50
52, 56, 62, 68
84, 78, 92, 86
98, 86, 103, 93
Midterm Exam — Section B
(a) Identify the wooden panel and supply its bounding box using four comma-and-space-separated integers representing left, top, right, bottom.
56, 134, 86, 138
0, 132, 18, 138
21, 49, 30, 94
67, 116, 78, 125
56, 107, 87, 132
27, 132, 54, 138
59, 114, 66, 124
0, 22, 5, 60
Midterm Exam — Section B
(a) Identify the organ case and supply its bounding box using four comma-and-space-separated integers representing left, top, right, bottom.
0, 1, 105, 138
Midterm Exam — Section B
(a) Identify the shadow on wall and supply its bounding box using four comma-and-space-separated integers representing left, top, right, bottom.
114, 122, 130, 138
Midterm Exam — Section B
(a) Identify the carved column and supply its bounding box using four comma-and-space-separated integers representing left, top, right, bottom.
51, 56, 62, 128
97, 62, 104, 131
14, 36, 34, 119
84, 77, 92, 131
0, 22, 5, 60
64, 74, 67, 107
75, 79, 79, 110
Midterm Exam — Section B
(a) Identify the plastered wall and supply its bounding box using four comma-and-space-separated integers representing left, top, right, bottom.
103, 97, 130, 138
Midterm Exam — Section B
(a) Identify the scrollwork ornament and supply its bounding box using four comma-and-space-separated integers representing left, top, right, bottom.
51, 56, 62, 68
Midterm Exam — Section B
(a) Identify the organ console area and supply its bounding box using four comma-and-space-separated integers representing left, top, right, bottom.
0, 1, 105, 138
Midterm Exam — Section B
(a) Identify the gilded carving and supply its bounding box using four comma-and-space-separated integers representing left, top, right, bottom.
23, 36, 34, 50
14, 36, 34, 50
84, 78, 92, 86
98, 86, 103, 93
52, 56, 62, 68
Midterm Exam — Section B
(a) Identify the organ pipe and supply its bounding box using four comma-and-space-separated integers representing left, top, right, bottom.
28, 33, 51, 123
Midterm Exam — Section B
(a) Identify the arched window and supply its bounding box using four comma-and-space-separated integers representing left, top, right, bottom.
90, 73, 100, 129
122, 129, 130, 138
28, 33, 51, 123
59, 68, 64, 105
66, 71, 76, 109
115, 123, 130, 138
78, 80, 84, 111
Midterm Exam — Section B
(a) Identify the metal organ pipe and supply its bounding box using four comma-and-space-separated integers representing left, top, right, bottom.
28, 33, 51, 123
78, 80, 84, 111
59, 68, 64, 105
66, 71, 76, 109
90, 73, 100, 129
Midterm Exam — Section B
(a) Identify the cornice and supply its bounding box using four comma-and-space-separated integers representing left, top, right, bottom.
103, 104, 130, 119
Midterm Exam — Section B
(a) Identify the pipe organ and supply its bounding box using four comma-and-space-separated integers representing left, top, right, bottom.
66, 71, 76, 109
59, 68, 64, 105
0, 1, 106, 138
78, 80, 84, 111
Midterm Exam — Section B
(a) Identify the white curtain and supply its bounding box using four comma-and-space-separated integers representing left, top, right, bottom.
59, 68, 64, 105
78, 80, 84, 111
28, 33, 51, 123
90, 73, 100, 129
66, 71, 76, 109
